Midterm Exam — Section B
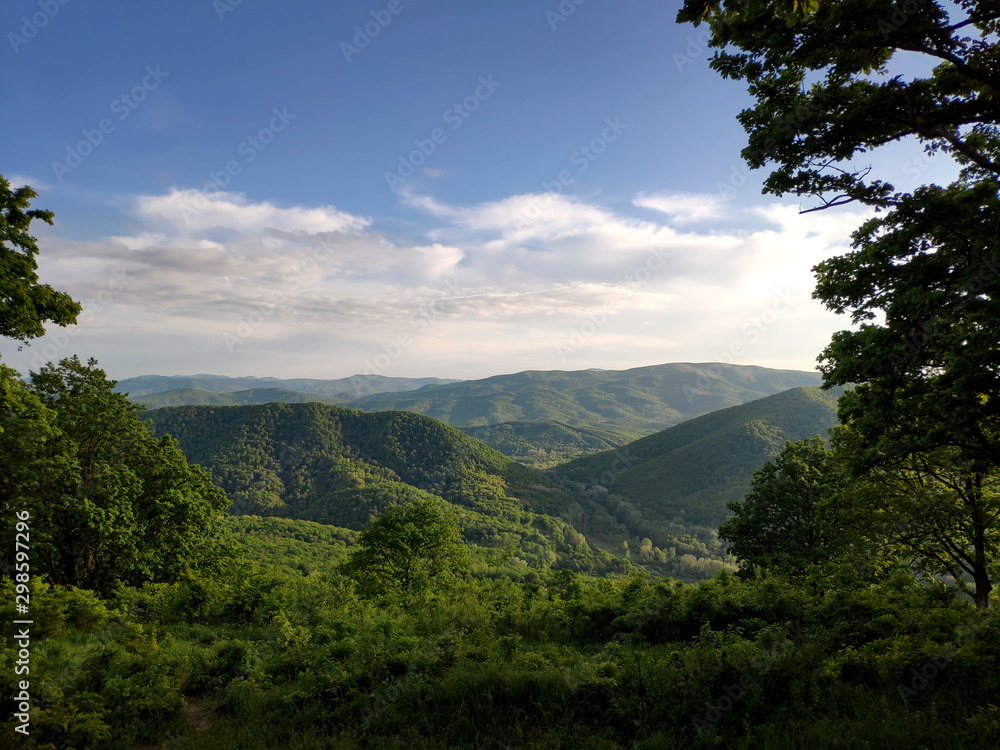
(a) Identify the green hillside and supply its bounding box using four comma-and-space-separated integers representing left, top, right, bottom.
554, 386, 842, 532
141, 386, 842, 583
147, 402, 626, 576
347, 363, 822, 434
460, 420, 642, 468
127, 363, 823, 468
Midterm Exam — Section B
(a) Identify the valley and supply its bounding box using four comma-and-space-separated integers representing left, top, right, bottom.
138, 363, 840, 583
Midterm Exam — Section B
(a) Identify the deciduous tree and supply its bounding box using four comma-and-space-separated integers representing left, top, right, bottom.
679, 0, 1000, 606
676, 0, 1000, 211
343, 498, 469, 595
0, 175, 80, 343
719, 438, 859, 578
1, 357, 230, 595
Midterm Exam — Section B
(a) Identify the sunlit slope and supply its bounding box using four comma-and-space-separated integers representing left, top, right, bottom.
347, 363, 822, 432
553, 386, 842, 528
147, 402, 625, 574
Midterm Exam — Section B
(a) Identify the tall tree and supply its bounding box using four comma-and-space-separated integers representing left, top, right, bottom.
840, 434, 1000, 606
719, 438, 860, 579
343, 498, 469, 595
1, 357, 231, 595
678, 1, 1000, 605
816, 182, 1000, 606
0, 175, 81, 343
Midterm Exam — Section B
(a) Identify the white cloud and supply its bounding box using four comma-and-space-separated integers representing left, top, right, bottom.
1, 187, 870, 380
134, 188, 372, 235
632, 191, 728, 224
4, 174, 54, 192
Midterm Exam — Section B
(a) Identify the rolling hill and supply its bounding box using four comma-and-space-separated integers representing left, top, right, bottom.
146, 402, 627, 576
552, 385, 843, 533
144, 385, 844, 581
350, 362, 823, 466
346, 363, 823, 431
126, 363, 824, 468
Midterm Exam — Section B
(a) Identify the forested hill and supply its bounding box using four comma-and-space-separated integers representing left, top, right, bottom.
146, 388, 842, 582
345, 362, 822, 466
130, 363, 823, 468
345, 362, 822, 431
147, 402, 624, 574
552, 386, 842, 530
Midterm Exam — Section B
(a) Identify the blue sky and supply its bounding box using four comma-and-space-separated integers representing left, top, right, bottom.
0, 0, 959, 381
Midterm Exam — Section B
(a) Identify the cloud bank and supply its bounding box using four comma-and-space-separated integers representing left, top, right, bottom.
4, 187, 871, 380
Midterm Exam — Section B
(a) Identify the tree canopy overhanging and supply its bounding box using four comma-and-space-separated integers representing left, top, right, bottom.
0, 174, 81, 344
677, 0, 1000, 211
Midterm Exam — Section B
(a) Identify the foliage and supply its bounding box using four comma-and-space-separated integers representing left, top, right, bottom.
841, 433, 1000, 605
677, 0, 1000, 608
0, 174, 81, 343
812, 182, 1000, 606
719, 437, 866, 579
676, 0, 1000, 211
816, 182, 1000, 468
0, 356, 230, 596
342, 499, 470, 595
3, 547, 998, 749
148, 401, 627, 575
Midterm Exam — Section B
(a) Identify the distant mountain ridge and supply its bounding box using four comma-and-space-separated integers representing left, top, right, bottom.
132, 387, 347, 409
128, 363, 823, 467
345, 363, 823, 465
117, 373, 459, 399
344, 363, 822, 431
